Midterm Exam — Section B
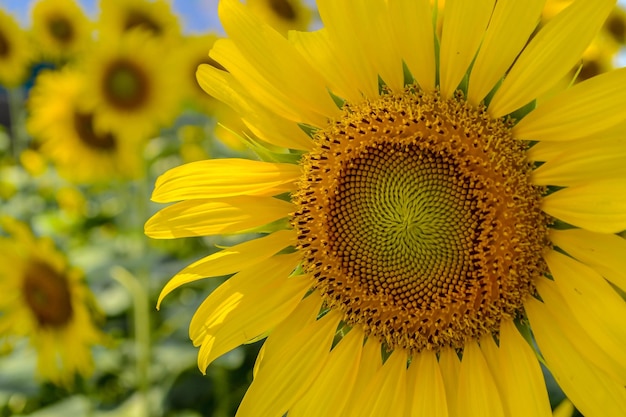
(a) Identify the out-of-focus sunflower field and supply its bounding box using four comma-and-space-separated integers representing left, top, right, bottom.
0, 0, 625, 416
0, 0, 313, 416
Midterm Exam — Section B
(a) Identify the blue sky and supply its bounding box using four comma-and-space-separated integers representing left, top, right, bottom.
0, 0, 223, 33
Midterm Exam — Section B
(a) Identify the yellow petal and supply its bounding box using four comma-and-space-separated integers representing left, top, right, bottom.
347, 349, 407, 417
526, 119, 626, 162
467, 0, 545, 105
196, 64, 314, 151
190, 254, 308, 369
544, 250, 626, 379
157, 230, 296, 307
409, 350, 449, 417
217, 0, 339, 126
144, 196, 294, 239
541, 179, 626, 233
388, 0, 436, 91
531, 133, 626, 186
346, 336, 384, 403
289, 327, 365, 417
550, 228, 626, 291
439, 0, 496, 98
552, 399, 575, 417
514, 68, 626, 142
439, 348, 461, 417
235, 309, 341, 417
489, 0, 615, 118
289, 29, 363, 103
481, 322, 551, 417
152, 159, 301, 203
457, 341, 505, 417
526, 293, 626, 417
534, 277, 626, 385
253, 291, 323, 377
316, 0, 380, 98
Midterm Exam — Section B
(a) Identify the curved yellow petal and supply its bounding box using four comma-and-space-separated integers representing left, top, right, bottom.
289, 29, 363, 104
480, 322, 551, 417
217, 0, 339, 126
526, 293, 626, 417
289, 327, 365, 417
253, 291, 323, 377
439, 0, 496, 98
541, 179, 626, 233
544, 250, 626, 378
347, 349, 407, 417
345, 336, 384, 406
439, 348, 461, 417
144, 196, 294, 239
388, 0, 436, 91
531, 134, 626, 186
190, 256, 304, 372
316, 0, 380, 98
197, 64, 314, 151
157, 229, 296, 307
467, 0, 545, 105
534, 277, 626, 385
235, 309, 341, 417
152, 159, 301, 203
550, 228, 626, 292
189, 252, 300, 337
489, 0, 615, 118
457, 341, 505, 417
408, 350, 449, 417
514, 68, 626, 142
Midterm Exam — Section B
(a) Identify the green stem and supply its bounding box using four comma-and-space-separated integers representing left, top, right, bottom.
7, 86, 27, 160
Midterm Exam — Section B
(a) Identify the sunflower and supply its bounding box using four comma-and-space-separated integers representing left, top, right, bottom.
80, 29, 182, 142
98, 0, 181, 46
245, 0, 312, 34
147, 0, 626, 416
0, 9, 32, 87
0, 217, 104, 386
30, 0, 92, 62
174, 33, 224, 114
27, 67, 144, 183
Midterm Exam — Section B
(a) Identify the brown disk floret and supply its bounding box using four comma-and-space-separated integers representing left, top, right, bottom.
292, 86, 549, 353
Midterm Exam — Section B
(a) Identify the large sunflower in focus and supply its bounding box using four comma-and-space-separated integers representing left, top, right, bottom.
30, 0, 92, 62
0, 10, 32, 87
98, 0, 181, 46
81, 29, 181, 141
147, 1, 626, 416
27, 68, 143, 183
0, 217, 104, 386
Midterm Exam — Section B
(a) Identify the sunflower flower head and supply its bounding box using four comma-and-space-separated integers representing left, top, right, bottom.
147, 0, 626, 416
27, 67, 144, 184
0, 217, 105, 386
0, 9, 32, 87
80, 29, 182, 142
30, 0, 93, 63
98, 0, 182, 46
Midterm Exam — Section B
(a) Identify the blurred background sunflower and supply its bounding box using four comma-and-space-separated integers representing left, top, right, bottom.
29, 0, 93, 63
0, 217, 105, 387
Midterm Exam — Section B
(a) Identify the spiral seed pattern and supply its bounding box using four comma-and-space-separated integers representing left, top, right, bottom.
293, 87, 549, 353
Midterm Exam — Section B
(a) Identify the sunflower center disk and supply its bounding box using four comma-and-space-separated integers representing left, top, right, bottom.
0, 30, 10, 57
22, 261, 74, 328
48, 16, 74, 44
293, 88, 549, 353
103, 60, 149, 110
73, 111, 117, 150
